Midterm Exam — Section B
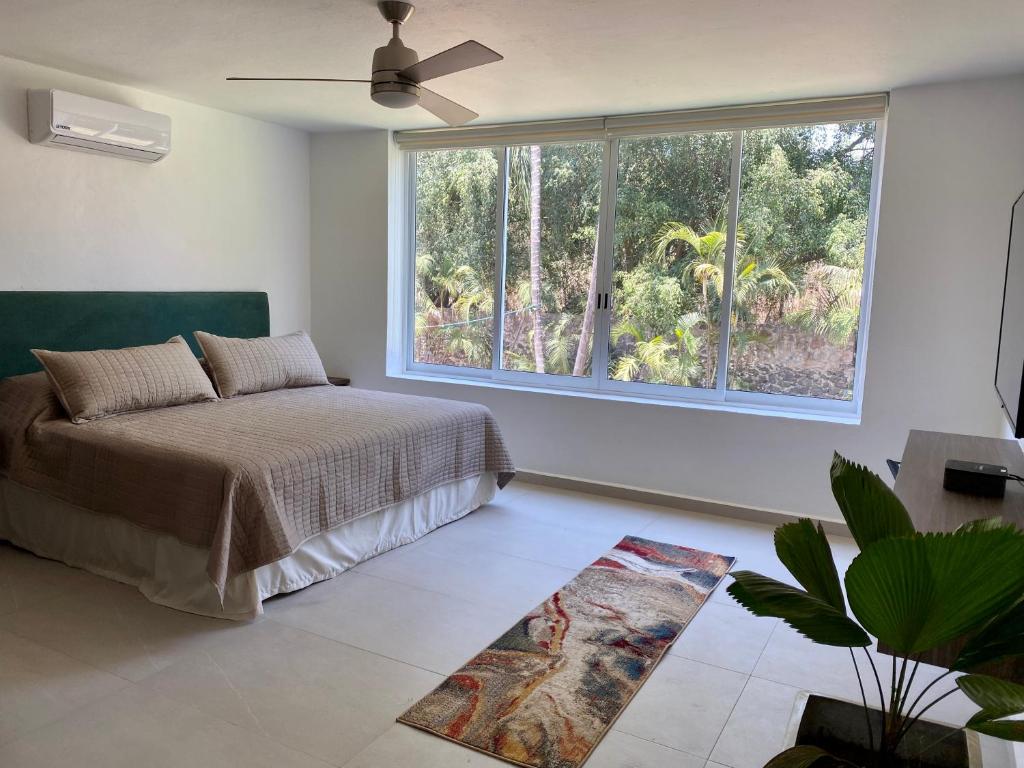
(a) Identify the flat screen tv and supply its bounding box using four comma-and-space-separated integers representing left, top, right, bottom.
995, 188, 1024, 437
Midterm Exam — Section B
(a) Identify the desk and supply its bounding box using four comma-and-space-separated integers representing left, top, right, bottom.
893, 430, 1024, 531
876, 430, 1024, 680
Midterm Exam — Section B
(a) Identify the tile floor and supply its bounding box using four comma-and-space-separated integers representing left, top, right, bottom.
0, 481, 1005, 768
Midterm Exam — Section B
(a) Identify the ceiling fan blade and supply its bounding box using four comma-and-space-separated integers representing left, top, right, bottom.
418, 87, 479, 127
226, 77, 371, 83
398, 40, 502, 83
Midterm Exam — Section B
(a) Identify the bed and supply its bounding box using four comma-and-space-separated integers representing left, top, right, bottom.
0, 292, 515, 619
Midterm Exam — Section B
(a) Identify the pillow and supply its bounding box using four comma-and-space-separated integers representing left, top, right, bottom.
32, 336, 218, 424
193, 330, 328, 398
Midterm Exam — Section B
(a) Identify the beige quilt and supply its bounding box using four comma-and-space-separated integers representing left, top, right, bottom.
0, 373, 514, 596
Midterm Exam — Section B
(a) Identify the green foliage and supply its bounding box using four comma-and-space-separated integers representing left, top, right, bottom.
764, 745, 848, 768
845, 527, 1024, 654
954, 599, 1024, 671
958, 675, 1024, 741
413, 148, 498, 368
412, 122, 877, 391
774, 519, 846, 613
729, 452, 1024, 766
609, 314, 703, 386
615, 266, 685, 333
829, 453, 915, 551
415, 148, 498, 289
728, 571, 870, 647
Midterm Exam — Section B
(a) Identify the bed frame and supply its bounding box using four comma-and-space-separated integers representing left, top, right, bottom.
0, 291, 270, 378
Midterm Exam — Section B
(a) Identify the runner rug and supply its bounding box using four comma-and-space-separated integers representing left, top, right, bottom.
398, 535, 735, 768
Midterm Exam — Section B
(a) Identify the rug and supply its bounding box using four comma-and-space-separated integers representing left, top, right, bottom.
397, 535, 735, 768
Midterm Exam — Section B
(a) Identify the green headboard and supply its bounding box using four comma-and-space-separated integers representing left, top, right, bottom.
0, 291, 270, 378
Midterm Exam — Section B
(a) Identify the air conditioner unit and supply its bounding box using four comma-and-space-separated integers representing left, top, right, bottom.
27, 89, 171, 163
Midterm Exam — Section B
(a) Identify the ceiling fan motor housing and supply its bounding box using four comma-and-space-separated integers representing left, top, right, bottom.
371, 37, 420, 108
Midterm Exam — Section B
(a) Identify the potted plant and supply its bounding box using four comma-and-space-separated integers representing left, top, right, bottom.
727, 453, 1024, 768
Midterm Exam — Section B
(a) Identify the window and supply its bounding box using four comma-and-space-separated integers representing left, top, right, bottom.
728, 123, 877, 401
412, 148, 499, 369
397, 97, 885, 418
502, 143, 603, 377
610, 132, 733, 390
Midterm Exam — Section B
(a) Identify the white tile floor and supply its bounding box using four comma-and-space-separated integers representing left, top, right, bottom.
0, 481, 995, 768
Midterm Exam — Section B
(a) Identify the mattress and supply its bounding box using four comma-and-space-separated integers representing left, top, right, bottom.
0, 472, 498, 620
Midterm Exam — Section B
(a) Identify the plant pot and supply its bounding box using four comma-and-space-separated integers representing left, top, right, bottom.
783, 692, 980, 768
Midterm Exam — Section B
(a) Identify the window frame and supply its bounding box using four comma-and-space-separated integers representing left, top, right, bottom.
391, 97, 887, 421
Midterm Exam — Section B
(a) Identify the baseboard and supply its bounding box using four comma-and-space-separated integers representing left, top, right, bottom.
511, 469, 851, 537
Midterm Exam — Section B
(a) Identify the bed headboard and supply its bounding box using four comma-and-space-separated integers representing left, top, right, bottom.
0, 291, 270, 378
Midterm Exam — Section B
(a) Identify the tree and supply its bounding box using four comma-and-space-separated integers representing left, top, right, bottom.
572, 238, 600, 376
610, 314, 703, 386
654, 222, 728, 385
528, 145, 546, 373
412, 121, 876, 397
652, 220, 793, 385
412, 148, 498, 367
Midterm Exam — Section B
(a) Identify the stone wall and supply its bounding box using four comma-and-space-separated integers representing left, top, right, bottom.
730, 325, 856, 400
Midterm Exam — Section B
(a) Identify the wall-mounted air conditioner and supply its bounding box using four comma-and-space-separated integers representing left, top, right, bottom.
27, 89, 171, 163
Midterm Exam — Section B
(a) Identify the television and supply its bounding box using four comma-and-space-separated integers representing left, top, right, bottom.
995, 188, 1024, 438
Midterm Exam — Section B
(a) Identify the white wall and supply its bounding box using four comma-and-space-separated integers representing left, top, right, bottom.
0, 55, 311, 334
310, 74, 1024, 521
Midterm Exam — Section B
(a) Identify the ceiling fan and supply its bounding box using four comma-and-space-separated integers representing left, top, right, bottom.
226, 1, 503, 127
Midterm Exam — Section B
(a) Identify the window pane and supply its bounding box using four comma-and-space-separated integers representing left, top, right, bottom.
609, 132, 734, 388
729, 122, 876, 400
413, 148, 499, 369
501, 143, 603, 376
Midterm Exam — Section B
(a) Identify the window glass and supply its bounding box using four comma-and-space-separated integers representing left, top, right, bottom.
729, 122, 876, 400
502, 142, 604, 376
412, 148, 499, 369
608, 132, 734, 388
403, 107, 882, 416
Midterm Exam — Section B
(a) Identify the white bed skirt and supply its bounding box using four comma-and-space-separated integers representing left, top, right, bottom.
0, 473, 497, 620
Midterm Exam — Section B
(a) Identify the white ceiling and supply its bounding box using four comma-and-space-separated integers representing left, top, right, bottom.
3, 0, 1024, 132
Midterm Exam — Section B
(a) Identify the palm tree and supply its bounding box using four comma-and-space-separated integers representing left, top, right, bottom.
653, 220, 793, 387
416, 251, 490, 314
787, 261, 863, 345
610, 313, 704, 386
528, 145, 546, 373
544, 314, 576, 375
415, 252, 493, 365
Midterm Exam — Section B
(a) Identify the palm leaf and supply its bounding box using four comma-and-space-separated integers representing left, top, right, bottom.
955, 600, 1024, 671
958, 517, 1011, 534
611, 320, 642, 345
830, 453, 914, 550
845, 528, 1024, 655
774, 520, 846, 613
611, 356, 640, 382
727, 571, 870, 647
958, 674, 1024, 741
653, 222, 702, 262
966, 720, 1024, 740
764, 745, 847, 768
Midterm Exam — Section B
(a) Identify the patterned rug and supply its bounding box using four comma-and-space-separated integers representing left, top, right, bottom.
398, 535, 735, 768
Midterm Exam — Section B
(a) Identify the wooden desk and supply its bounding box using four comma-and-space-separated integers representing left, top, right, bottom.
877, 430, 1024, 680
893, 430, 1024, 531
